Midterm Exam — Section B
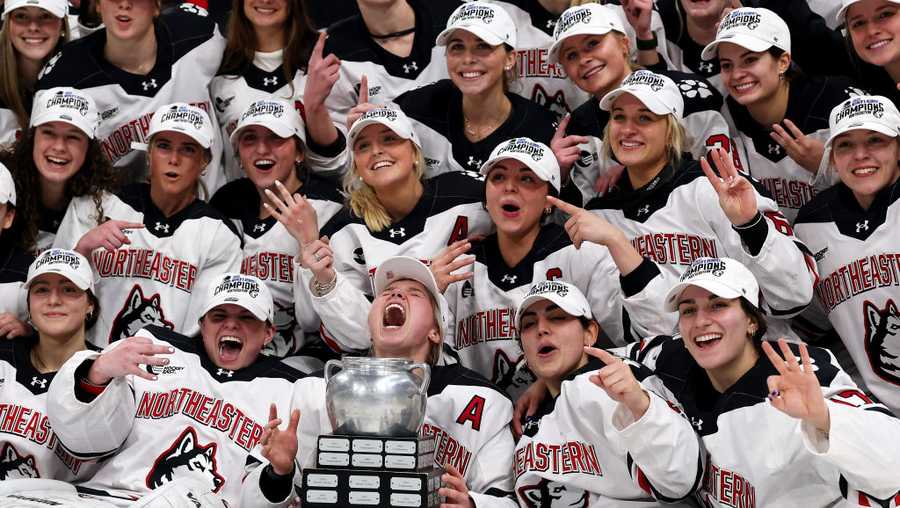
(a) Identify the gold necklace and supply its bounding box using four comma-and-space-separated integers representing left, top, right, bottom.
31, 349, 49, 373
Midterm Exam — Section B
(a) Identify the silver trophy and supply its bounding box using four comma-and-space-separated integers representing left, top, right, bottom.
303, 358, 442, 508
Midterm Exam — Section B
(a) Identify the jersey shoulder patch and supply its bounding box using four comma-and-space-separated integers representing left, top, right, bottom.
660, 70, 724, 115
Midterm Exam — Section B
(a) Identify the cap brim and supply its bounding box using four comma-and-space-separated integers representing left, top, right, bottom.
229, 120, 302, 147
700, 33, 773, 61
436, 26, 507, 48
30, 112, 94, 139
663, 279, 745, 312
479, 153, 559, 192
153, 127, 212, 149
2, 1, 66, 19
824, 121, 900, 149
26, 268, 92, 291
374, 257, 441, 300
516, 292, 590, 331
599, 89, 673, 116
548, 25, 615, 65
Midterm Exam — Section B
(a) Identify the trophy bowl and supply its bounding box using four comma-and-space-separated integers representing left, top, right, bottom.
324, 357, 431, 437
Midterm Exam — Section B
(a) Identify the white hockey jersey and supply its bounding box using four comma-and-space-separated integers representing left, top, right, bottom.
629, 336, 900, 507
0, 338, 96, 483
242, 363, 518, 508
585, 159, 816, 340
52, 183, 242, 347
46, 326, 310, 506
724, 74, 860, 223
0, 241, 32, 318
208, 52, 349, 182
563, 70, 734, 206
515, 356, 701, 508
323, 0, 459, 127
392, 79, 558, 175
444, 224, 678, 398
297, 171, 494, 352
210, 175, 344, 358
794, 179, 900, 415
36, 4, 229, 194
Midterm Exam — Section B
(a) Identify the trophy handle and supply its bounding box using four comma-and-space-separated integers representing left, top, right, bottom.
324, 359, 343, 384
408, 363, 431, 396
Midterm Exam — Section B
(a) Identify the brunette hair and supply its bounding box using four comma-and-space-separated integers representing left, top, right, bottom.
739, 297, 768, 343
218, 0, 317, 95
2, 128, 118, 253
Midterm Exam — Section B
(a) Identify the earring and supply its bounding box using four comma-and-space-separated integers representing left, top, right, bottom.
504, 65, 512, 71
544, 207, 552, 215
778, 73, 785, 81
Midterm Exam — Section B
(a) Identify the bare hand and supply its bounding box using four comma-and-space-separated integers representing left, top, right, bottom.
346, 75, 380, 130
302, 235, 336, 285
512, 378, 547, 439
263, 180, 319, 246
585, 346, 650, 421
430, 239, 476, 293
622, 0, 654, 39
88, 336, 174, 385
594, 163, 625, 196
770, 119, 825, 174
551, 114, 590, 181
762, 339, 830, 432
260, 404, 300, 476
0, 313, 31, 338
439, 463, 474, 508
74, 220, 144, 256
700, 147, 759, 226
303, 32, 342, 112
548, 196, 625, 248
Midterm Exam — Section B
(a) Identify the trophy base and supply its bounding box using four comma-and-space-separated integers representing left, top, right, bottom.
301, 467, 443, 508
316, 435, 435, 472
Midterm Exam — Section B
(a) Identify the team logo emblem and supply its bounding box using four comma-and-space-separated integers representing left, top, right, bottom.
266, 301, 299, 357
0, 443, 39, 480
863, 299, 900, 385
109, 285, 175, 344
146, 427, 225, 493
38, 53, 61, 79
532, 85, 569, 120
214, 96, 235, 114
678, 79, 713, 99
493, 350, 535, 395
518, 478, 589, 508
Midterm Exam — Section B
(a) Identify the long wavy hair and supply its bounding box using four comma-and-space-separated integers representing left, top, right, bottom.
0, 15, 70, 129
2, 128, 118, 253
218, 0, 317, 94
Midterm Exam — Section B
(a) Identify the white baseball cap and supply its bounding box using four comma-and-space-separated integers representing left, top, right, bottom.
26, 249, 94, 292
479, 137, 561, 192
824, 95, 900, 150
599, 70, 684, 119
837, 0, 900, 22
664, 257, 760, 312
229, 99, 306, 148
0, 163, 15, 206
373, 256, 450, 335
348, 106, 422, 165
200, 273, 274, 323
516, 280, 593, 331
701, 7, 791, 61
30, 87, 100, 139
436, 1, 517, 49
548, 3, 627, 65
136, 103, 215, 151
2, 0, 67, 19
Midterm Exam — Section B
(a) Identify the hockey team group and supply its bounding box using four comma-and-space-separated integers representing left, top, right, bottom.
0, 0, 899, 505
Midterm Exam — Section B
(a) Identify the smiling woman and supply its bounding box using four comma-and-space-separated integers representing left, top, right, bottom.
0, 0, 69, 146
52, 103, 242, 348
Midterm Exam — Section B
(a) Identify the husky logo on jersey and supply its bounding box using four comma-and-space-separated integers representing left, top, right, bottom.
214, 275, 260, 298
353, 247, 366, 265
46, 91, 90, 117
110, 285, 175, 343
34, 249, 81, 271
720, 11, 761, 32
272, 301, 298, 352
863, 299, 900, 385
498, 138, 546, 162
518, 479, 589, 508
160, 106, 205, 130
0, 443, 39, 480
678, 79, 713, 99
241, 101, 284, 121
214, 96, 235, 114
38, 52, 62, 79
623, 71, 666, 92
146, 427, 225, 493
450, 4, 495, 26
835, 98, 885, 123
681, 258, 727, 280
532, 86, 569, 119
554, 8, 591, 39
494, 350, 535, 393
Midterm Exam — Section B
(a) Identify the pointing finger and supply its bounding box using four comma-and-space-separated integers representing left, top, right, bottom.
546, 195, 580, 215
358, 75, 369, 105
584, 346, 620, 366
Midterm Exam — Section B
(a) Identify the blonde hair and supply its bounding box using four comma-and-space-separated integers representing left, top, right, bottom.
601, 113, 685, 167
0, 17, 69, 128
343, 143, 426, 232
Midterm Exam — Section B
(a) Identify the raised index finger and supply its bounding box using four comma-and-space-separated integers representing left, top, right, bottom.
553, 113, 571, 139
584, 346, 620, 366
116, 221, 145, 230
312, 31, 327, 59
358, 75, 369, 105
287, 409, 301, 433
761, 341, 788, 375
546, 195, 580, 215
